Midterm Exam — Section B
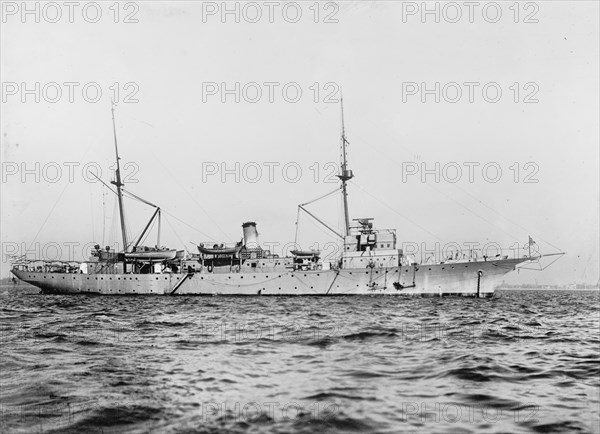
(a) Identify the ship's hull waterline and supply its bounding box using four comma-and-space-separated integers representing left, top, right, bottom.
12, 257, 525, 297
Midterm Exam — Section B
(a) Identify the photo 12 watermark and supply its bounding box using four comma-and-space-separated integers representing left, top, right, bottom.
1, 1, 140, 24
199, 400, 339, 424
0, 319, 341, 346
1, 161, 139, 184
201, 81, 340, 103
400, 161, 540, 184
1, 82, 140, 104
0, 401, 135, 431
200, 161, 340, 184
401, 82, 540, 104
400, 239, 541, 264
394, 320, 541, 343
200, 1, 340, 24
400, 2, 540, 24
196, 321, 340, 343
400, 401, 540, 424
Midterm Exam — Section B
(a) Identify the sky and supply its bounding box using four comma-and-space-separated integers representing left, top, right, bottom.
1, 1, 598, 284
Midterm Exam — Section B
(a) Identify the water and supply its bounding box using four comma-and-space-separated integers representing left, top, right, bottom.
1, 284, 599, 433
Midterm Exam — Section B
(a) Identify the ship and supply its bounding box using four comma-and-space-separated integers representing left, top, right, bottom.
11, 102, 560, 296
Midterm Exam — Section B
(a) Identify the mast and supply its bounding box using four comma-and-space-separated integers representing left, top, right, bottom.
337, 94, 353, 236
110, 102, 128, 253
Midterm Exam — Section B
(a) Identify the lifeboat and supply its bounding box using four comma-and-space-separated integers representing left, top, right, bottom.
198, 242, 243, 256
290, 250, 320, 258
125, 246, 179, 261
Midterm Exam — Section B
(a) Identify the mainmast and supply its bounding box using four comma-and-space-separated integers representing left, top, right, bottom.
110, 102, 128, 253
337, 95, 354, 236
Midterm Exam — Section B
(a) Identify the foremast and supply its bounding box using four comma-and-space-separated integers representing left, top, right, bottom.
337, 95, 354, 236
110, 102, 128, 253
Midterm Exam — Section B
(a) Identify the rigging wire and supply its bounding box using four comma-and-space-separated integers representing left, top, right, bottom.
161, 209, 219, 242
97, 178, 218, 245
349, 180, 444, 242
451, 185, 563, 252
102, 189, 107, 246
29, 181, 71, 247
349, 130, 526, 241
29, 110, 114, 249
317, 107, 561, 252
295, 186, 344, 243
164, 214, 189, 253
119, 115, 234, 242
137, 217, 157, 247
89, 184, 95, 242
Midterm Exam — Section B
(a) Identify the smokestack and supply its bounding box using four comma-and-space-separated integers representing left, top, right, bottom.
242, 222, 260, 249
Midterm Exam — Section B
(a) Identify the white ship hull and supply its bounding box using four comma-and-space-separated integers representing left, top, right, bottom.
12, 257, 526, 297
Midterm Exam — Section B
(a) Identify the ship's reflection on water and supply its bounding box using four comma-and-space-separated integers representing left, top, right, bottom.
1, 286, 598, 433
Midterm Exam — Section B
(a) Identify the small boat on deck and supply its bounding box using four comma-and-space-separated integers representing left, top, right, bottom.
198, 242, 243, 256
125, 246, 181, 261
290, 250, 321, 258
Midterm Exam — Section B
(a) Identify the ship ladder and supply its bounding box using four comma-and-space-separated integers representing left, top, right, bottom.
169, 272, 193, 295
